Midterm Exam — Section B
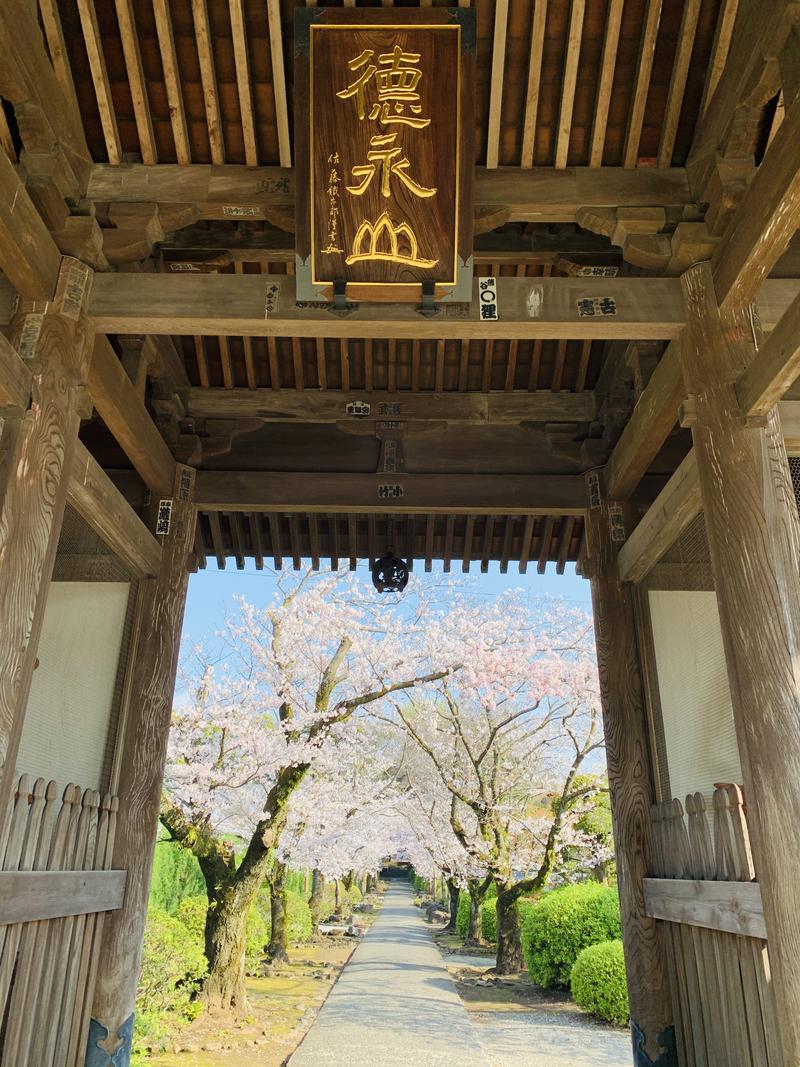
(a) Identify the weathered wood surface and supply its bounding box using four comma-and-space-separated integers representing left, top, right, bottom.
0, 263, 93, 807
0, 871, 126, 925
618, 451, 701, 583
737, 287, 800, 417
680, 261, 800, 1065
186, 388, 596, 423
67, 439, 161, 577
0, 150, 62, 300
86, 163, 695, 222
584, 493, 674, 1064
91, 466, 196, 1060
643, 879, 766, 939
87, 335, 176, 496
0, 333, 33, 411
88, 273, 688, 339
195, 471, 587, 516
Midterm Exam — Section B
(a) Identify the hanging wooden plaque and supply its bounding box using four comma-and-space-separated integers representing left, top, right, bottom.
295, 7, 475, 304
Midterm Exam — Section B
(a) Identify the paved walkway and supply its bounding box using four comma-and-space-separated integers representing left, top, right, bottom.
289, 882, 489, 1066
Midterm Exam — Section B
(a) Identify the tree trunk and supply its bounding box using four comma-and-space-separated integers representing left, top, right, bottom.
495, 888, 523, 975
446, 878, 459, 932
464, 882, 487, 948
202, 880, 260, 1013
267, 860, 290, 965
342, 870, 354, 891
335, 878, 341, 914
310, 868, 326, 931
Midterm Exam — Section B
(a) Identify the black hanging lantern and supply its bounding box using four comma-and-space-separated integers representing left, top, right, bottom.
371, 552, 410, 594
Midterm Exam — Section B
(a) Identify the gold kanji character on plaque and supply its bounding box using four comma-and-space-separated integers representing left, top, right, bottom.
346, 133, 436, 199
336, 44, 430, 128
346, 211, 437, 268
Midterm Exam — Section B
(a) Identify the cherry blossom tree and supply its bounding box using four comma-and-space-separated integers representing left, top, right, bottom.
161, 571, 467, 1012
390, 595, 607, 974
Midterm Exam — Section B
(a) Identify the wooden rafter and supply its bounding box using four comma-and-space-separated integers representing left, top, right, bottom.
555, 0, 586, 170
623, 0, 664, 168
113, 0, 157, 164
229, 0, 258, 166
75, 0, 121, 164
153, 0, 191, 165
486, 0, 508, 169
736, 288, 800, 417
657, 0, 702, 168
589, 0, 624, 167
699, 0, 740, 117
521, 0, 548, 168
267, 0, 291, 168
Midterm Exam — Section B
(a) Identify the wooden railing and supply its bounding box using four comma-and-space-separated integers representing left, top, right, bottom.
0, 775, 126, 1067
647, 785, 780, 1067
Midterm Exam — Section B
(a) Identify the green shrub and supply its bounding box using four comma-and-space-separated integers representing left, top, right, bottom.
134, 909, 206, 1056
522, 883, 621, 989
346, 883, 363, 907
287, 890, 313, 941
148, 835, 205, 914
176, 895, 206, 942
480, 898, 497, 942
571, 939, 629, 1025
456, 891, 471, 937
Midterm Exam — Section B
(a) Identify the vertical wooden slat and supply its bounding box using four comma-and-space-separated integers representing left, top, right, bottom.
219, 336, 234, 388
555, 516, 574, 573
329, 513, 340, 571
367, 513, 377, 568
537, 515, 555, 573
589, 0, 624, 167
518, 514, 535, 573
528, 338, 543, 389
308, 513, 320, 570
191, 0, 225, 163
388, 339, 397, 392
575, 338, 592, 391
340, 339, 350, 392
193, 336, 210, 387
288, 513, 301, 569
657, 0, 702, 168
267, 0, 291, 167
316, 338, 328, 389
112, 0, 156, 163
347, 514, 358, 570
424, 514, 434, 572
505, 339, 518, 391
75, 0, 122, 164
551, 339, 567, 391
268, 513, 283, 569
267, 336, 280, 389
480, 515, 495, 573
405, 513, 416, 571
249, 513, 264, 570
481, 340, 493, 392
207, 510, 226, 569
229, 511, 245, 569
364, 338, 374, 392
458, 339, 470, 391
153, 0, 191, 164
499, 516, 514, 573
555, 0, 585, 169
443, 514, 455, 573
486, 0, 508, 169
521, 0, 548, 167
411, 340, 421, 392
461, 514, 474, 573
229, 0, 259, 166
293, 337, 305, 390
623, 0, 663, 168
434, 339, 445, 393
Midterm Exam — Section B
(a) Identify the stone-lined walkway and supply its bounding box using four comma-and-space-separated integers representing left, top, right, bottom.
289, 882, 488, 1066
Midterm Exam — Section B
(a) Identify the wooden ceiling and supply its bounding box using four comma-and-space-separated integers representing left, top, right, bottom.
53, 0, 733, 170
32, 0, 744, 574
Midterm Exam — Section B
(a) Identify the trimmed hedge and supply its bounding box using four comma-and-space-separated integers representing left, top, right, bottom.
522, 883, 621, 989
571, 939, 629, 1025
480, 898, 497, 942
456, 891, 471, 938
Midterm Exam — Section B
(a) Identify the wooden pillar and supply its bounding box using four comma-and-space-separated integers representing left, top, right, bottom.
87, 466, 194, 1067
584, 490, 676, 1067
0, 258, 93, 811
679, 261, 800, 1065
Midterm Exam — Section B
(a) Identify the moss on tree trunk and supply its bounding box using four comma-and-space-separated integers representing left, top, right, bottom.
495, 888, 523, 974
267, 860, 289, 965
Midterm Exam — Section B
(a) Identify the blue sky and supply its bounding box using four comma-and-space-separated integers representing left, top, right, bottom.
181, 559, 593, 652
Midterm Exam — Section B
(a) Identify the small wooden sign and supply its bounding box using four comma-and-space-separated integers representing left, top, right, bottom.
295, 7, 475, 304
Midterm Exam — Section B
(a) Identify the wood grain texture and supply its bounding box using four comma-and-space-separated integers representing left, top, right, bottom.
0, 870, 126, 924
0, 332, 32, 410
737, 285, 800, 416
68, 438, 161, 577
643, 879, 766, 939
585, 493, 674, 1064
91, 466, 195, 1042
618, 451, 701, 583
0, 150, 62, 300
680, 260, 800, 1066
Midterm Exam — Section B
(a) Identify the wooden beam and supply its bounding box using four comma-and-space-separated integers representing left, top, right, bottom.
0, 150, 61, 299
521, 0, 548, 167
605, 341, 683, 500
267, 0, 291, 168
589, 0, 624, 167
87, 164, 695, 224
617, 451, 701, 583
186, 388, 597, 423
0, 333, 32, 410
737, 286, 800, 415
76, 0, 122, 165
194, 472, 588, 516
113, 0, 157, 164
680, 260, 800, 1066
643, 878, 766, 939
657, 0, 702, 168
68, 439, 162, 578
228, 0, 258, 166
712, 96, 800, 308
623, 0, 663, 168
0, 870, 127, 925
555, 0, 585, 170
778, 400, 800, 451
88, 274, 689, 340
486, 0, 508, 169
699, 0, 739, 117
38, 0, 82, 133
152, 0, 190, 165
584, 493, 674, 1058
87, 336, 176, 496
191, 0, 224, 164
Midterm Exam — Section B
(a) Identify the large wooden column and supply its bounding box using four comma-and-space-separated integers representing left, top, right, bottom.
0, 258, 93, 810
87, 466, 195, 1067
584, 492, 676, 1067
679, 261, 800, 1065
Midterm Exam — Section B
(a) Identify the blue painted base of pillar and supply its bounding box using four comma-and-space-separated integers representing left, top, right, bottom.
632, 1020, 677, 1066
85, 1013, 134, 1067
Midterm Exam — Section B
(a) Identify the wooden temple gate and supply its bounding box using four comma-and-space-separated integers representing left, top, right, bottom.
2, 0, 800, 1064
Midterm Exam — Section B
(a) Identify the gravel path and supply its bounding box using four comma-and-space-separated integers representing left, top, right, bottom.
288, 882, 489, 1066
471, 1010, 631, 1066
